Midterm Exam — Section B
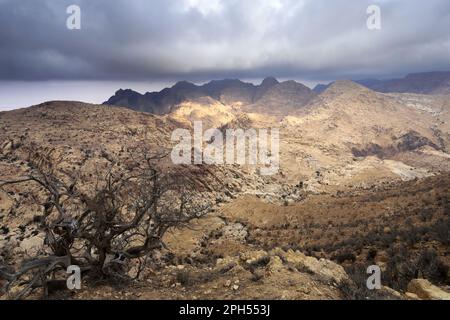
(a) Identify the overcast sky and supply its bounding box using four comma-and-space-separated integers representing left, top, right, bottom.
1, 0, 450, 110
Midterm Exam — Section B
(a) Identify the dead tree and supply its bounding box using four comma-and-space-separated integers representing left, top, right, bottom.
0, 145, 214, 299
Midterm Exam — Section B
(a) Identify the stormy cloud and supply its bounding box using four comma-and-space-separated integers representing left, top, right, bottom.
1, 0, 450, 83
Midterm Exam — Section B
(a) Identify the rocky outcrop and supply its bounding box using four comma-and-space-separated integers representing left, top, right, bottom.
406, 279, 450, 300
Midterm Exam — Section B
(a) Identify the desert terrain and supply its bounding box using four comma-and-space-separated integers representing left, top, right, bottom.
1, 76, 449, 300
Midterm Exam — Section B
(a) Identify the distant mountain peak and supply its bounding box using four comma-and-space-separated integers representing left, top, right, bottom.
278, 80, 310, 90
173, 80, 196, 89
406, 71, 450, 78
322, 80, 373, 97
314, 71, 450, 95
328, 79, 367, 90
206, 78, 247, 86
260, 77, 279, 87
115, 88, 139, 95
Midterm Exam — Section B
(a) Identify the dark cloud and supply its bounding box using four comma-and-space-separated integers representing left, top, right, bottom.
1, 0, 450, 82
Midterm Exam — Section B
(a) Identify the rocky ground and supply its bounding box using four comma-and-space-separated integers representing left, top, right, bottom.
1, 82, 449, 300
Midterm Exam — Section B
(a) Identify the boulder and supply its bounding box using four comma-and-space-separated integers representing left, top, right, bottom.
240, 250, 269, 266
405, 292, 420, 300
407, 279, 450, 300
270, 248, 349, 284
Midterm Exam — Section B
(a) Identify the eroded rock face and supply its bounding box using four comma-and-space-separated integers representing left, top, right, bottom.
407, 279, 450, 300
265, 256, 284, 275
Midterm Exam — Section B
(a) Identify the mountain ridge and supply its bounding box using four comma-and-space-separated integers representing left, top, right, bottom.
313, 71, 450, 95
104, 77, 315, 115
105, 71, 450, 116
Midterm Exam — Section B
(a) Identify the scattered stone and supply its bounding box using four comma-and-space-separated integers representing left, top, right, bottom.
222, 223, 248, 242
240, 250, 269, 267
